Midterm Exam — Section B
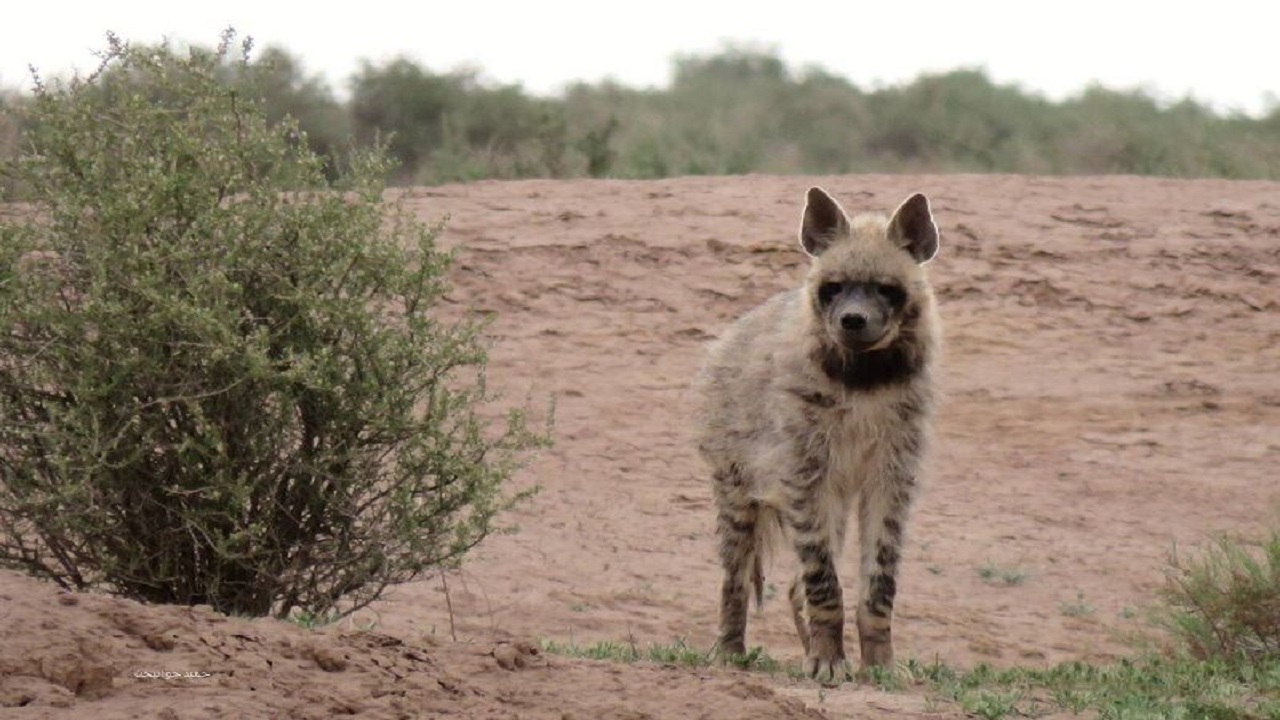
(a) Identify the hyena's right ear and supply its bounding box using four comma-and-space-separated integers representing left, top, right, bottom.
888, 193, 940, 264
800, 187, 850, 257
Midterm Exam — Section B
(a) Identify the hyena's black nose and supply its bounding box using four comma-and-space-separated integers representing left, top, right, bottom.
841, 313, 867, 331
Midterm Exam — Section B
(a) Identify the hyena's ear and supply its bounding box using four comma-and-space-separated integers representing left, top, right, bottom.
800, 186, 851, 257
887, 193, 940, 264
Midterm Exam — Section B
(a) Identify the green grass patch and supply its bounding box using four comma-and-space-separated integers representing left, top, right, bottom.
286, 610, 342, 629
977, 563, 1032, 587
898, 656, 1280, 720
540, 637, 801, 676
541, 638, 1280, 718
1060, 591, 1097, 618
540, 636, 708, 668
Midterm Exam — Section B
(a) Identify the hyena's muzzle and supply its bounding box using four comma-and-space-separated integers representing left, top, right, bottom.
817, 280, 907, 352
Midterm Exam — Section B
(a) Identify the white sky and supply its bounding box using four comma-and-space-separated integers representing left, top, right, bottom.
2, 1, 1277, 117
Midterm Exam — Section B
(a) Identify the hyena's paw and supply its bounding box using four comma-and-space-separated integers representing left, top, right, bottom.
804, 635, 853, 684
856, 614, 895, 671
714, 639, 747, 665
804, 652, 854, 685
858, 640, 894, 673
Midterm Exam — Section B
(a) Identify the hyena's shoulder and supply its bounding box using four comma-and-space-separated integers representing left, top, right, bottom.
703, 290, 800, 369
697, 287, 824, 414
695, 289, 819, 463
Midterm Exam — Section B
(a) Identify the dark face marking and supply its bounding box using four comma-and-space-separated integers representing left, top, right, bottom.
814, 279, 907, 312
812, 278, 908, 351
877, 283, 907, 309
808, 278, 927, 391
817, 281, 842, 306
809, 275, 927, 391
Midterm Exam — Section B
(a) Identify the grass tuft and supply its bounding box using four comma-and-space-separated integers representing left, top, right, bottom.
977, 563, 1031, 587
1059, 591, 1097, 618
286, 610, 342, 629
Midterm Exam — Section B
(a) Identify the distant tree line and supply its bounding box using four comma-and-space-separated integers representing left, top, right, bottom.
3, 43, 1279, 189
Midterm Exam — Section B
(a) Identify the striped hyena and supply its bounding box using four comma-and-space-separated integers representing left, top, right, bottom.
696, 187, 941, 683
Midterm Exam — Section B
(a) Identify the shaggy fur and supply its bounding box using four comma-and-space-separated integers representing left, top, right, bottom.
695, 187, 941, 682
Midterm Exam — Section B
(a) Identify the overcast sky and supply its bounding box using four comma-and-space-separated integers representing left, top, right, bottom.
2, 1, 1277, 117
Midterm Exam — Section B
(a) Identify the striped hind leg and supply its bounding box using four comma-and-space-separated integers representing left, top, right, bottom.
714, 467, 760, 659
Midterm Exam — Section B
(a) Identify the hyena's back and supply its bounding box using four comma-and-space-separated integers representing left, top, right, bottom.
696, 187, 941, 683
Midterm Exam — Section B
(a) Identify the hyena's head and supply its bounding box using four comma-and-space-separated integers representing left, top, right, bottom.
798, 186, 939, 354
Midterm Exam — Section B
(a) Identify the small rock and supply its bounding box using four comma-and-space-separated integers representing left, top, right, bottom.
310, 645, 349, 672
492, 640, 540, 671
142, 633, 177, 652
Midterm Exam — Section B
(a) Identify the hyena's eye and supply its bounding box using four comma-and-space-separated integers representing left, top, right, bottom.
817, 281, 842, 305
876, 283, 907, 308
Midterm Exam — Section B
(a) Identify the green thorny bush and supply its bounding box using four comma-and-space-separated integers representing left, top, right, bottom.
0, 31, 548, 619
1160, 530, 1280, 664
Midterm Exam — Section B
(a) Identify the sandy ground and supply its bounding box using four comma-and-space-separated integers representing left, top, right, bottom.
2, 174, 1277, 718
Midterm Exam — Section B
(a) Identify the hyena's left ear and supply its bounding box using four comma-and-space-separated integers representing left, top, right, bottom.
800, 187, 851, 257
887, 193, 940, 264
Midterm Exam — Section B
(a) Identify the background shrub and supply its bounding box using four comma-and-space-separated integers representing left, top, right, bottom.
9, 44, 1280, 184
0, 31, 546, 619
239, 46, 352, 180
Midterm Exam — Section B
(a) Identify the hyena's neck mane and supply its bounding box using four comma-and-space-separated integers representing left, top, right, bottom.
810, 315, 930, 392
813, 341, 924, 391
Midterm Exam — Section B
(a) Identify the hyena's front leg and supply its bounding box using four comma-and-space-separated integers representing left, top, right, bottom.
786, 479, 854, 683
855, 462, 919, 671
714, 467, 759, 659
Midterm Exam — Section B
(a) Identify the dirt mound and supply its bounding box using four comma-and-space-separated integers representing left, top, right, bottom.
0, 569, 828, 718
2, 174, 1276, 719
